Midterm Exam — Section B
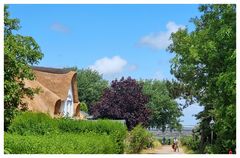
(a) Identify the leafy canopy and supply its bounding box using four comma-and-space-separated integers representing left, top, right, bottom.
92, 77, 151, 130
4, 5, 43, 130
141, 80, 183, 132
168, 4, 236, 153
76, 68, 108, 111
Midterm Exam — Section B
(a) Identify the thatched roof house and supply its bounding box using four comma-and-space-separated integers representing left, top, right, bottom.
23, 66, 80, 118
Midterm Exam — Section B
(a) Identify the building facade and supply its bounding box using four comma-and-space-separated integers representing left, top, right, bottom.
22, 66, 80, 118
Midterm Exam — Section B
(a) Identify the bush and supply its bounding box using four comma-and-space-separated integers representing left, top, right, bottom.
125, 125, 154, 153
57, 118, 127, 153
180, 136, 200, 152
80, 102, 88, 113
57, 118, 126, 134
152, 140, 162, 148
204, 145, 215, 154
4, 133, 117, 154
4, 108, 20, 131
8, 112, 58, 135
6, 112, 127, 153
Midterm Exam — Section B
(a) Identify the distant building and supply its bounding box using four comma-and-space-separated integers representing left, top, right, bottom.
22, 66, 81, 118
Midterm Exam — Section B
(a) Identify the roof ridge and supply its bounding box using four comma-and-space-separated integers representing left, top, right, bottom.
31, 66, 73, 74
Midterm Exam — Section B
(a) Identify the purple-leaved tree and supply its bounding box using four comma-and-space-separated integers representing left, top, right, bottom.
91, 77, 151, 130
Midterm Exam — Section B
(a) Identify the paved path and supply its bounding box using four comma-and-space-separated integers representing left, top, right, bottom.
141, 145, 185, 154
157, 145, 185, 154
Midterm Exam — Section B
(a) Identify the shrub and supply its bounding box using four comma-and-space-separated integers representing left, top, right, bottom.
4, 108, 21, 131
152, 140, 161, 148
125, 124, 154, 153
204, 145, 215, 154
57, 118, 127, 153
80, 102, 88, 113
4, 133, 117, 154
8, 112, 58, 135
180, 136, 200, 152
6, 112, 127, 153
57, 118, 125, 134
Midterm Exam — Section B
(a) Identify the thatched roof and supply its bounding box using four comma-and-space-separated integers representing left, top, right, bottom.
23, 66, 80, 117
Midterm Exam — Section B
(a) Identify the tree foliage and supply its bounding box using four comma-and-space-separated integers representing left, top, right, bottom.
165, 79, 196, 107
168, 4, 236, 153
4, 5, 43, 130
92, 77, 151, 130
141, 80, 183, 132
76, 68, 108, 111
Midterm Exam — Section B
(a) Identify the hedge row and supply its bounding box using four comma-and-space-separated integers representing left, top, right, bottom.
8, 112, 126, 135
57, 118, 126, 153
5, 133, 117, 154
8, 112, 58, 135
7, 112, 127, 154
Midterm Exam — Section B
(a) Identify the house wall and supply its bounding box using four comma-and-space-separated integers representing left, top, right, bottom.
60, 84, 74, 117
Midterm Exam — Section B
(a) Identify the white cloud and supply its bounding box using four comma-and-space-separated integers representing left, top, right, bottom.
139, 21, 185, 50
89, 56, 127, 75
51, 22, 69, 33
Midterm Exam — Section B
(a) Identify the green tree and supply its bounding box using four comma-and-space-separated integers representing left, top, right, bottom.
168, 4, 236, 153
141, 80, 183, 132
4, 5, 43, 130
76, 68, 108, 111
165, 79, 196, 108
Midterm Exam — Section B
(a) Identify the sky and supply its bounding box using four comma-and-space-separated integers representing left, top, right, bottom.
8, 4, 203, 126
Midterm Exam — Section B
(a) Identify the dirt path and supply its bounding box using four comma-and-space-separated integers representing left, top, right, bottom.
141, 145, 185, 154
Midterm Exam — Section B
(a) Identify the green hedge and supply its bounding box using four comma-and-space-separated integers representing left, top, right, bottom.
8, 112, 58, 135
6, 112, 127, 153
57, 118, 127, 153
4, 133, 117, 154
57, 118, 126, 134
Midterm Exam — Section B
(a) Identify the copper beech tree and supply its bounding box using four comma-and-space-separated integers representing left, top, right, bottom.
92, 77, 151, 130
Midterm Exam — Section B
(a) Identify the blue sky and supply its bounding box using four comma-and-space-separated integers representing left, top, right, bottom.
9, 4, 203, 125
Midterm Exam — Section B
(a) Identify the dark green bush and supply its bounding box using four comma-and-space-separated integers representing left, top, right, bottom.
4, 133, 117, 154
125, 124, 154, 153
8, 112, 58, 135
